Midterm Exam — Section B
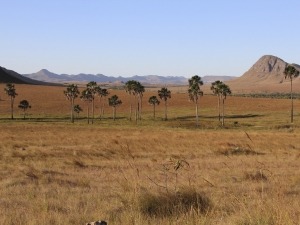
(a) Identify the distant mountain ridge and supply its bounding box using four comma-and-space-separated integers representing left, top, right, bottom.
23, 69, 235, 85
0, 66, 60, 85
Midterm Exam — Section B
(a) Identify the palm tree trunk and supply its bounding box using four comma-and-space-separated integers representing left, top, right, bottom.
218, 95, 221, 122
11, 97, 14, 120
222, 98, 225, 126
129, 94, 132, 121
113, 107, 116, 121
102, 99, 105, 119
71, 98, 74, 123
139, 96, 142, 120
290, 79, 293, 123
87, 103, 90, 124
195, 99, 199, 127
164, 100, 167, 121
99, 97, 102, 120
91, 99, 94, 124
23, 109, 26, 120
135, 95, 138, 123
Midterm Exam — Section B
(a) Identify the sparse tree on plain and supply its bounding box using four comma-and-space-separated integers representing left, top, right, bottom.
219, 83, 232, 127
133, 82, 145, 121
108, 95, 122, 121
73, 104, 82, 119
80, 88, 93, 124
211, 80, 223, 122
124, 80, 136, 121
158, 87, 171, 121
188, 75, 203, 127
86, 81, 98, 124
4, 83, 18, 120
18, 100, 31, 119
63, 84, 80, 123
148, 96, 160, 119
284, 65, 300, 123
125, 80, 145, 122
97, 87, 109, 120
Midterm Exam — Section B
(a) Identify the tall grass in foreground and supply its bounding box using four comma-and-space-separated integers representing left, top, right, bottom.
0, 123, 299, 224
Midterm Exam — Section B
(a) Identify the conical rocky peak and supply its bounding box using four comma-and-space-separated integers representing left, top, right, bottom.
227, 55, 300, 93
249, 55, 287, 74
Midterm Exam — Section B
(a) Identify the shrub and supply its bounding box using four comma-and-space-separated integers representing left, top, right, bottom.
218, 144, 263, 156
137, 187, 211, 217
244, 171, 268, 181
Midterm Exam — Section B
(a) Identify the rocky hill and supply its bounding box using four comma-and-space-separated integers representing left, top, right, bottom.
0, 66, 60, 86
227, 55, 300, 93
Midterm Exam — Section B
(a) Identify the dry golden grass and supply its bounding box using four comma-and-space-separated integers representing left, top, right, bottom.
1, 84, 299, 128
0, 84, 299, 224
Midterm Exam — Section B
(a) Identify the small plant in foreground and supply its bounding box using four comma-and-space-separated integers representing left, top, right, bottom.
218, 144, 262, 156
137, 187, 211, 217
244, 171, 268, 181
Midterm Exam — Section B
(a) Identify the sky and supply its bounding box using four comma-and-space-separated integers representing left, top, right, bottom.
1, 0, 300, 77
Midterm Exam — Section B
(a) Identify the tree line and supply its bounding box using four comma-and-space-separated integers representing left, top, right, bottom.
61, 76, 231, 126
2, 64, 299, 125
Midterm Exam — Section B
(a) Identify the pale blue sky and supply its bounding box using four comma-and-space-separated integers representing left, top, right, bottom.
1, 0, 299, 77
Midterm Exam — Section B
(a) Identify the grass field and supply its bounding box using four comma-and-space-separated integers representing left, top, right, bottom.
0, 84, 299, 224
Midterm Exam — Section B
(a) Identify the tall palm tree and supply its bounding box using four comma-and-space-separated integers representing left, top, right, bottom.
284, 65, 300, 123
80, 88, 93, 124
108, 95, 122, 121
134, 82, 145, 121
211, 80, 223, 122
219, 83, 232, 127
18, 100, 31, 119
158, 87, 171, 121
97, 87, 109, 120
63, 84, 80, 123
188, 75, 203, 126
86, 81, 98, 124
124, 80, 136, 120
148, 96, 160, 119
4, 83, 18, 120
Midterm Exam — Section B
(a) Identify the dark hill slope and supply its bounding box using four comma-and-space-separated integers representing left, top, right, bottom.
0, 66, 61, 86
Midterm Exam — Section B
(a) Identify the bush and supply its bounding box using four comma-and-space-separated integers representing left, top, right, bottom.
244, 171, 268, 181
137, 188, 211, 217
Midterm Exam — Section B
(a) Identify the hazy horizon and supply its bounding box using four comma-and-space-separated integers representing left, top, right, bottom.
22, 68, 238, 78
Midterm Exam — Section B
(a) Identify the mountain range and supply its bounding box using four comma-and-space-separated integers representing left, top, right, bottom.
1, 55, 300, 93
22, 70, 235, 85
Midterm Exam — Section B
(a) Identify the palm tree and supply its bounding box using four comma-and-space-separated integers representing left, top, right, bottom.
4, 83, 18, 120
158, 87, 171, 121
73, 104, 82, 119
108, 95, 122, 121
124, 80, 136, 120
63, 84, 80, 123
188, 75, 203, 126
86, 81, 98, 124
80, 88, 93, 124
284, 65, 300, 123
97, 87, 109, 120
219, 83, 232, 126
134, 82, 145, 121
18, 100, 31, 119
211, 80, 223, 122
148, 96, 160, 119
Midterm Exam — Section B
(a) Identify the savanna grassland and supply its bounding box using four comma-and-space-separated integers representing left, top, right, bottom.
0, 84, 299, 225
